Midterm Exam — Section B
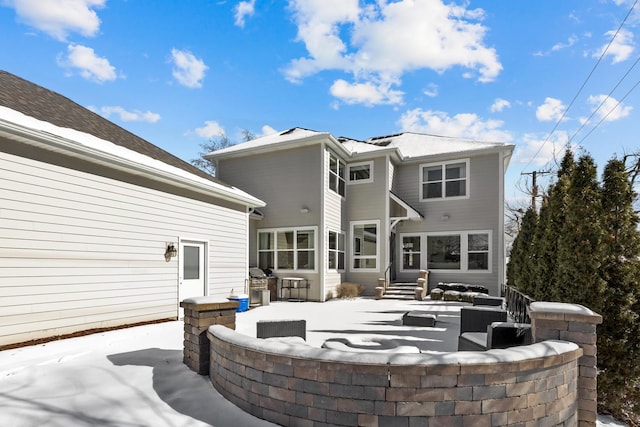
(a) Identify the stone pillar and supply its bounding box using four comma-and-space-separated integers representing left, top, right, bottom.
375, 287, 385, 300
528, 302, 603, 427
180, 297, 239, 375
416, 277, 426, 300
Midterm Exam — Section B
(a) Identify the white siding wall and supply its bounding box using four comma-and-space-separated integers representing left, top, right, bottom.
0, 151, 249, 347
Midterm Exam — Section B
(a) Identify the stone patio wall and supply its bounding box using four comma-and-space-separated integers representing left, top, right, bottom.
207, 325, 583, 426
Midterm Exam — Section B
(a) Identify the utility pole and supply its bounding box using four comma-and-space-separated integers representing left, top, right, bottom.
521, 170, 551, 210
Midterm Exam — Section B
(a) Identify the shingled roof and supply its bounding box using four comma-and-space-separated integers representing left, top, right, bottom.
0, 70, 222, 185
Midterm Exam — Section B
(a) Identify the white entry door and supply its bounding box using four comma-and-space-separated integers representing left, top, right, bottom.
179, 240, 206, 303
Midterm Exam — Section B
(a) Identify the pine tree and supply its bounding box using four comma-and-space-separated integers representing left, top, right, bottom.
597, 157, 640, 416
537, 149, 574, 301
555, 154, 606, 312
530, 195, 552, 300
507, 207, 537, 293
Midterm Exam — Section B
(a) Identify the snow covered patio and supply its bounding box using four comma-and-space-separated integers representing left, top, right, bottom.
0, 298, 626, 426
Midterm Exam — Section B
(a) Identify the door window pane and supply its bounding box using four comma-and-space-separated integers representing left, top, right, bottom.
184, 246, 200, 280
402, 236, 421, 270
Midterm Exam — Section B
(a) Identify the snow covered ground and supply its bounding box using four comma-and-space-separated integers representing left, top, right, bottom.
0, 298, 628, 426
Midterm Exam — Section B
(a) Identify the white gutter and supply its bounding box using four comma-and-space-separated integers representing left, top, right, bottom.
0, 117, 266, 208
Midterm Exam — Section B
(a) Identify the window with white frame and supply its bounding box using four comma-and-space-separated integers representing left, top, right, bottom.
257, 228, 316, 271
328, 230, 345, 270
348, 161, 373, 184
351, 221, 378, 270
468, 233, 489, 270
329, 152, 345, 196
425, 231, 491, 272
421, 159, 469, 200
402, 235, 421, 270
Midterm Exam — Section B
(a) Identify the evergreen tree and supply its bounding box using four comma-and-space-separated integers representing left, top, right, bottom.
555, 154, 606, 312
597, 157, 640, 416
507, 207, 537, 293
537, 149, 574, 301
530, 195, 552, 300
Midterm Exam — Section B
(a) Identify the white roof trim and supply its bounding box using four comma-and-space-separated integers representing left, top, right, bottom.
390, 192, 423, 221
0, 107, 265, 208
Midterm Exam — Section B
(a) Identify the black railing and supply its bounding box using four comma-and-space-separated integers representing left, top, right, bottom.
500, 283, 535, 324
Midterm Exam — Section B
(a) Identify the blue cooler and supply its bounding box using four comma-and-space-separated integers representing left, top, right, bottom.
228, 293, 249, 312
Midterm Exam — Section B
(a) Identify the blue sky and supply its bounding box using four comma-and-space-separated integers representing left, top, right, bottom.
1, 0, 639, 203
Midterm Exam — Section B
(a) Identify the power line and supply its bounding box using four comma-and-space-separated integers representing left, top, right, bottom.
522, 0, 639, 171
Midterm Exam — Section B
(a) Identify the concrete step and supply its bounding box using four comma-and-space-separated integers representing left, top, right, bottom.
381, 282, 420, 300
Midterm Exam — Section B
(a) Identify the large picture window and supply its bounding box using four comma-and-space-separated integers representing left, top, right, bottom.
403, 231, 490, 272
421, 159, 469, 200
328, 230, 345, 270
329, 152, 345, 196
258, 228, 316, 272
351, 221, 378, 270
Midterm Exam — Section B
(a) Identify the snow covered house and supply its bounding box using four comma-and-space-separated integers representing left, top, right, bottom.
205, 128, 514, 300
0, 71, 264, 348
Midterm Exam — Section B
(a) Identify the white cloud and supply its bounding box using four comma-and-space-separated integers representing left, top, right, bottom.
490, 98, 511, 113
330, 79, 403, 106
258, 125, 278, 137
57, 44, 117, 83
194, 121, 226, 139
398, 109, 512, 142
512, 132, 569, 166
551, 34, 578, 52
4, 0, 104, 41
595, 28, 634, 63
584, 94, 632, 122
234, 0, 256, 28
170, 49, 208, 88
536, 97, 566, 122
423, 83, 439, 98
284, 0, 501, 106
94, 106, 160, 123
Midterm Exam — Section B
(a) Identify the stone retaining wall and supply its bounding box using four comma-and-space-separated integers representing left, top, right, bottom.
208, 326, 582, 426
180, 297, 238, 375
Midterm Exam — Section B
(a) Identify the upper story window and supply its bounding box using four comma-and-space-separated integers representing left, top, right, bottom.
348, 161, 373, 184
258, 227, 316, 272
420, 159, 469, 201
329, 152, 345, 196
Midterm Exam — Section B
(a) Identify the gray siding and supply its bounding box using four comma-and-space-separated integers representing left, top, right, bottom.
392, 153, 502, 294
218, 145, 324, 300
0, 150, 249, 347
345, 157, 389, 294
323, 148, 346, 299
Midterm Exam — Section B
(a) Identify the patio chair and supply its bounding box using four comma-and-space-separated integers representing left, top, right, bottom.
457, 306, 507, 351
256, 319, 306, 340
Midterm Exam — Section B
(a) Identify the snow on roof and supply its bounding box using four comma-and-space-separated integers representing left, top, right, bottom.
0, 106, 265, 207
366, 132, 513, 159
207, 128, 513, 162
205, 127, 328, 158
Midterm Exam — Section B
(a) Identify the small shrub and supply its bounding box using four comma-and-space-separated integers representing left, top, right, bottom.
430, 289, 443, 300
443, 290, 461, 301
336, 282, 365, 299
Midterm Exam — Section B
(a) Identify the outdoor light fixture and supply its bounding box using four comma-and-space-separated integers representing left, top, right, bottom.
441, 214, 450, 221
300, 207, 310, 214
165, 242, 177, 262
